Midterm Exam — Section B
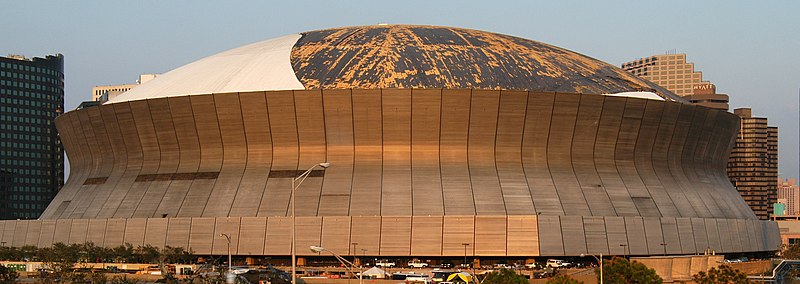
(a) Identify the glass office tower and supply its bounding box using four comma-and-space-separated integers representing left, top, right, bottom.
0, 54, 64, 219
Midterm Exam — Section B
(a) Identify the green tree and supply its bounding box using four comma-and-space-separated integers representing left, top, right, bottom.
546, 274, 584, 284
39, 242, 80, 282
602, 257, 663, 284
782, 243, 800, 259
111, 243, 135, 263
0, 265, 19, 283
692, 265, 752, 284
109, 275, 137, 284
481, 268, 528, 284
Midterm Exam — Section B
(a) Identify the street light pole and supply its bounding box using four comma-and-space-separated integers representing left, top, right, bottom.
660, 243, 667, 257
461, 243, 470, 268
620, 244, 628, 258
292, 162, 331, 284
220, 233, 232, 284
310, 245, 362, 284
220, 233, 232, 272
581, 253, 603, 284
351, 242, 359, 266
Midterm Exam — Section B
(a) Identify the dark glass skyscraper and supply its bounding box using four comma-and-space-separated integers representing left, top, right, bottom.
0, 54, 64, 219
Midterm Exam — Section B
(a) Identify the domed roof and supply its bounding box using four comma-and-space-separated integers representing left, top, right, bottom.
108, 25, 683, 103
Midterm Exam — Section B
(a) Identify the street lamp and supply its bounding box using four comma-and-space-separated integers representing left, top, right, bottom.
310, 245, 362, 284
351, 242, 359, 266
660, 243, 667, 257
461, 243, 470, 268
619, 244, 628, 257
291, 162, 330, 284
219, 233, 233, 284
580, 253, 603, 284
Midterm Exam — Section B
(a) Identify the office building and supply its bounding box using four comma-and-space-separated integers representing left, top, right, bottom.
778, 179, 799, 215
621, 53, 710, 97
91, 73, 158, 102
685, 83, 729, 111
0, 26, 778, 258
622, 54, 730, 111
0, 54, 65, 219
728, 108, 779, 220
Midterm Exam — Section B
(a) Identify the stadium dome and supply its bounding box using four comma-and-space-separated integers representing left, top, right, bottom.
1, 25, 777, 260
109, 25, 682, 103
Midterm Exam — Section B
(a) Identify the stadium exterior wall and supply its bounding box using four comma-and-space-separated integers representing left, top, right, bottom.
16, 89, 781, 256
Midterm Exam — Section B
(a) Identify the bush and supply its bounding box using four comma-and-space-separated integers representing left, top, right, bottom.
481, 268, 528, 284
546, 274, 584, 284
601, 257, 663, 284
692, 265, 752, 284
0, 265, 19, 283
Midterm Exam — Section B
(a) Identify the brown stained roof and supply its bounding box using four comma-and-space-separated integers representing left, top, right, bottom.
291, 25, 683, 101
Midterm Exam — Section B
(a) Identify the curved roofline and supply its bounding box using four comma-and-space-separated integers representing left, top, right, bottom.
106, 25, 686, 104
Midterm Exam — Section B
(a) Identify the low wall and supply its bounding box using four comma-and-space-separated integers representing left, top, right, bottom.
727, 260, 773, 275
633, 255, 723, 283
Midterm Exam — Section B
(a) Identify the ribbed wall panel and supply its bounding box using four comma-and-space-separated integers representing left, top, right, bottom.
381, 90, 412, 216
410, 89, 444, 216
38, 220, 56, 247
573, 95, 615, 216
24, 220, 41, 246
294, 90, 326, 217
103, 219, 125, 247
496, 91, 534, 215
319, 90, 355, 216
231, 92, 272, 217
549, 94, 590, 216
319, 216, 351, 255
440, 90, 475, 215
237, 217, 267, 255
203, 93, 247, 217
144, 218, 168, 247
259, 91, 298, 217
411, 216, 443, 256
349, 90, 383, 216
86, 219, 107, 245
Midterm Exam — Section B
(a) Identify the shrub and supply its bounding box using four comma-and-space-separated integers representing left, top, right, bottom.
692, 265, 752, 284
601, 257, 663, 284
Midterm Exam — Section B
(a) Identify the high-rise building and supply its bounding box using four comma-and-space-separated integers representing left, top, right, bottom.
685, 83, 729, 111
621, 53, 729, 110
621, 53, 709, 97
0, 54, 64, 219
91, 73, 158, 102
728, 108, 779, 220
778, 178, 799, 215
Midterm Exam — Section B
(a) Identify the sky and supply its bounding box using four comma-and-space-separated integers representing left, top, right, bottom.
2, 0, 798, 179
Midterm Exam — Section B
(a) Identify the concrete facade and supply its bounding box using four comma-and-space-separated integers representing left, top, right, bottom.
33, 89, 779, 256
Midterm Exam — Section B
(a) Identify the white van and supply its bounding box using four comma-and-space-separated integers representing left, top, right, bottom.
546, 259, 571, 268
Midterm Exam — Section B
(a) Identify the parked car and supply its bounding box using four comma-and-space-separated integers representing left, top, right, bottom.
494, 263, 511, 269
438, 262, 454, 269
376, 259, 396, 268
408, 260, 429, 268
546, 259, 572, 268
524, 262, 542, 270
534, 267, 557, 279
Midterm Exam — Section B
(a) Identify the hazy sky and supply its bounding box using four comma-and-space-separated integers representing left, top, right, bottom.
3, 1, 798, 179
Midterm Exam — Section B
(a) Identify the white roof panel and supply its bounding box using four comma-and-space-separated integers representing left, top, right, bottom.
604, 91, 666, 101
107, 34, 304, 104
